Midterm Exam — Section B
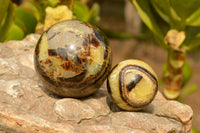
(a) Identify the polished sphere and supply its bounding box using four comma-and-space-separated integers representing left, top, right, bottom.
107, 59, 158, 111
34, 20, 112, 98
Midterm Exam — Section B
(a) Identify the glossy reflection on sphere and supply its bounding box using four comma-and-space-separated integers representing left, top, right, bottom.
34, 20, 112, 98
107, 59, 158, 111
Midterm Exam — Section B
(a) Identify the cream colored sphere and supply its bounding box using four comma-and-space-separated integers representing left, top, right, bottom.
107, 59, 158, 111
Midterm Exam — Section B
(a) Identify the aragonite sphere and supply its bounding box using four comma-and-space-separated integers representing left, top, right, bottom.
34, 20, 112, 98
107, 59, 158, 111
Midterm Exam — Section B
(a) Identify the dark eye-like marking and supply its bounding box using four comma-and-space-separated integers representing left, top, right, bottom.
119, 65, 158, 108
126, 74, 142, 92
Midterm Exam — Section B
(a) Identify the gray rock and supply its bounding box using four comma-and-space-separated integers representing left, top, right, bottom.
0, 34, 193, 133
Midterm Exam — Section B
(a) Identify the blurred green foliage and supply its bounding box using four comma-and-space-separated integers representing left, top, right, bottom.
192, 127, 198, 133
73, 0, 100, 25
15, 8, 37, 34
129, 0, 200, 100
0, 0, 38, 42
0, 0, 101, 42
0, 1, 15, 42
130, 0, 200, 51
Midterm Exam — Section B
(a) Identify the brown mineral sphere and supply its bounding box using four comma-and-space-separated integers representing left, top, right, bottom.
34, 20, 112, 98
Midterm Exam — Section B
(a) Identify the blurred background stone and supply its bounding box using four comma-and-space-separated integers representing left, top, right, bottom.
0, 34, 193, 132
124, 0, 141, 36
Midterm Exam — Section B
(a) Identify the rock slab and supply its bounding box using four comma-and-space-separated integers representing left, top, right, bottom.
0, 34, 193, 133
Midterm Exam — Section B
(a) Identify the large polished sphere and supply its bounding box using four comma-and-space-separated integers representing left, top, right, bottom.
34, 20, 112, 98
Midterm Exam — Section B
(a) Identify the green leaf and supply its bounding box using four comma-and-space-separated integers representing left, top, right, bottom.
130, 0, 166, 48
186, 8, 200, 26
192, 127, 198, 133
0, 3, 15, 42
182, 27, 200, 46
183, 33, 200, 51
47, 0, 60, 7
28, 0, 61, 23
73, 1, 89, 22
180, 84, 197, 98
101, 28, 133, 40
170, 0, 200, 21
181, 61, 192, 88
15, 7, 37, 34
161, 62, 168, 85
150, 0, 172, 24
59, 0, 73, 10
27, 0, 46, 23
87, 3, 100, 25
162, 62, 168, 74
15, 17, 26, 32
150, 0, 182, 28
0, 0, 9, 26
6, 24, 24, 41
21, 0, 41, 21
177, 97, 183, 103
178, 84, 197, 102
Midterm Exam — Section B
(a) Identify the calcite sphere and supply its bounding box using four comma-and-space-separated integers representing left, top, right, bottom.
107, 59, 158, 111
34, 20, 112, 98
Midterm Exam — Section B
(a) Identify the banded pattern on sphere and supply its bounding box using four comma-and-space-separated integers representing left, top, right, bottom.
107, 59, 158, 111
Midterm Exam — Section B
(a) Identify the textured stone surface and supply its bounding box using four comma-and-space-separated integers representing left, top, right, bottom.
54, 97, 110, 123
0, 34, 193, 133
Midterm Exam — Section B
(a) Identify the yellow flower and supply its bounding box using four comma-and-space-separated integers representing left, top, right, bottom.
44, 5, 73, 30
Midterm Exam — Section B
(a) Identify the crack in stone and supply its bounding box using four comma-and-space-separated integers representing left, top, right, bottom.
77, 111, 111, 124
155, 113, 184, 124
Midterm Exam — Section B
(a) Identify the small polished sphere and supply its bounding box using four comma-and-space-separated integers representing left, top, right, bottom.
107, 59, 158, 111
34, 20, 112, 98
